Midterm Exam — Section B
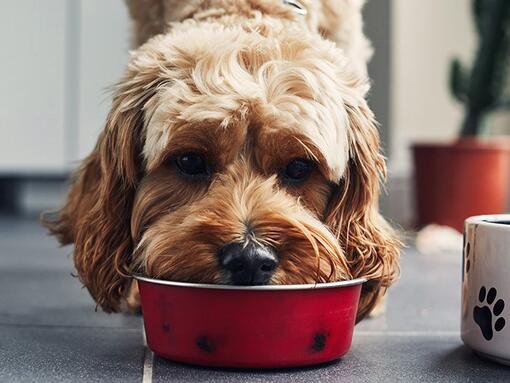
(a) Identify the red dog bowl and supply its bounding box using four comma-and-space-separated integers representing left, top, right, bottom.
136, 276, 365, 368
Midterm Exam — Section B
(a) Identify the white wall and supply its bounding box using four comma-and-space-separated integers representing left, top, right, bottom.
389, 0, 476, 175
378, 0, 478, 226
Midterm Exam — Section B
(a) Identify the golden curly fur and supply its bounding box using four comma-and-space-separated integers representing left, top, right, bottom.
44, 0, 399, 321
125, 0, 372, 75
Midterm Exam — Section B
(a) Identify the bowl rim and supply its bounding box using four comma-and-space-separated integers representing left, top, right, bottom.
134, 275, 366, 290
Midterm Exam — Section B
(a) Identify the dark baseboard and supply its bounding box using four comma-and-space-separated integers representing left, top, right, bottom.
0, 176, 69, 216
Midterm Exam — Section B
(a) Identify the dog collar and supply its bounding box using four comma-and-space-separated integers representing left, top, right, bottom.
283, 0, 308, 16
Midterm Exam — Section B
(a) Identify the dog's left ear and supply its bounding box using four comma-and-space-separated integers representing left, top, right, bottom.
43, 55, 162, 312
324, 97, 400, 321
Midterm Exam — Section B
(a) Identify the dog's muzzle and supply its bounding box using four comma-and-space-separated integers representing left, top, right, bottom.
283, 0, 307, 16
219, 242, 278, 285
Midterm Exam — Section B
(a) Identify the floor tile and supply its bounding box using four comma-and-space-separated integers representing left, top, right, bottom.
152, 335, 510, 383
3, 216, 508, 382
357, 249, 462, 332
0, 217, 141, 329
0, 326, 143, 383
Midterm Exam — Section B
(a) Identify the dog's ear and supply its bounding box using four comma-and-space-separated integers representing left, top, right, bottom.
324, 99, 400, 321
43, 61, 161, 312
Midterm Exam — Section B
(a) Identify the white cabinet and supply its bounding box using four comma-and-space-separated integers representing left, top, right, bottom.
0, 0, 130, 174
0, 0, 67, 173
77, 0, 129, 160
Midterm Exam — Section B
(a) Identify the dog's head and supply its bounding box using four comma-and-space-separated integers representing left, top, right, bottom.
45, 22, 399, 318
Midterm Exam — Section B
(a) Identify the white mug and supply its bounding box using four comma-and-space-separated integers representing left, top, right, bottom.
462, 215, 510, 365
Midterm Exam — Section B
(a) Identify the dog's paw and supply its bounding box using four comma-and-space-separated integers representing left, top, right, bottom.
368, 295, 387, 318
121, 280, 141, 314
473, 286, 506, 341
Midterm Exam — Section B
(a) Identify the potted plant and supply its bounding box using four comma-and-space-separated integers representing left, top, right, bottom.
413, 0, 510, 231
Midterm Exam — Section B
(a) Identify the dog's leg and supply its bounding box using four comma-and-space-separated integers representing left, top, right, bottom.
368, 293, 387, 317
123, 279, 141, 313
357, 287, 391, 321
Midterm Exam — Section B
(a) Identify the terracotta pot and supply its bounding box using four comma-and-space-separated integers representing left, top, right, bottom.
412, 138, 510, 231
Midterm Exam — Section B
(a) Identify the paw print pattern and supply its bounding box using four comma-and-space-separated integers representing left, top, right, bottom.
473, 286, 506, 341
464, 241, 471, 274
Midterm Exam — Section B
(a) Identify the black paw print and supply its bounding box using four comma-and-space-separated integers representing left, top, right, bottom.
473, 286, 506, 341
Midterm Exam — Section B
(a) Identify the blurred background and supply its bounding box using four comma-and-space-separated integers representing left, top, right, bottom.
0, 0, 509, 229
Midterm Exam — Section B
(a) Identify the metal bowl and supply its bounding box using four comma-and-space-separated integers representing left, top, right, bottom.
136, 276, 365, 368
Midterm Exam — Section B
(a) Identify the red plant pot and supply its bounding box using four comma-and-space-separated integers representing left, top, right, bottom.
413, 138, 510, 231
136, 276, 365, 369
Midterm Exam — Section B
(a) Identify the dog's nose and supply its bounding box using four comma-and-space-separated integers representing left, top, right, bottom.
219, 242, 278, 285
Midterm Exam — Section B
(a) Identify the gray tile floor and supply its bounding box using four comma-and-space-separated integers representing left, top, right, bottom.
1, 216, 509, 382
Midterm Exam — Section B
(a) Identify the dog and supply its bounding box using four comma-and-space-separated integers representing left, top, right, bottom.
44, 0, 400, 322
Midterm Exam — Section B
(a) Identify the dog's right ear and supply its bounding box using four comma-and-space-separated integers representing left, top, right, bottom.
43, 56, 162, 312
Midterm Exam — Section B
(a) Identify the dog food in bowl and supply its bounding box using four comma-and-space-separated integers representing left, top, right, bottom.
136, 276, 365, 368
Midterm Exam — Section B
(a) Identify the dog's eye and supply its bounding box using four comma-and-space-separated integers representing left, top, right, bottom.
175, 152, 208, 176
283, 158, 313, 184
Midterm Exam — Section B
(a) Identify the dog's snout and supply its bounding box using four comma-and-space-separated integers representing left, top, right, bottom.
219, 242, 278, 285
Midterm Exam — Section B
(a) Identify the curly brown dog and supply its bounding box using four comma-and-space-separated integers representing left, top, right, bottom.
45, 0, 400, 322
